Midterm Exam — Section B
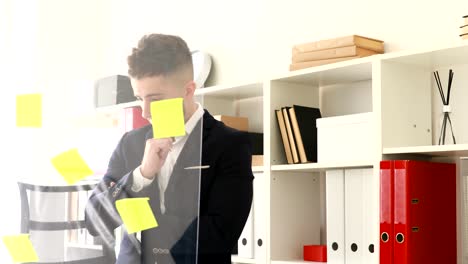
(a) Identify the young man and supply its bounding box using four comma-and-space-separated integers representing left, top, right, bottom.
85, 34, 254, 264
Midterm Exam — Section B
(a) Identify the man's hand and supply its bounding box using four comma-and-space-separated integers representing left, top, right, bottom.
140, 138, 173, 179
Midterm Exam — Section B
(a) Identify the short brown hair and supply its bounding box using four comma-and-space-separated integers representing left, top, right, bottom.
127, 34, 193, 79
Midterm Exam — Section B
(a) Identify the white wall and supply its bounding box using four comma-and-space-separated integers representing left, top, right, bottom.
3, 0, 114, 182
0, 1, 115, 262
100, 0, 268, 85
0, 1, 38, 262
98, 0, 468, 85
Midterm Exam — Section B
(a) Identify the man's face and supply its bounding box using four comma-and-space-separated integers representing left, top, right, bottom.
131, 75, 188, 124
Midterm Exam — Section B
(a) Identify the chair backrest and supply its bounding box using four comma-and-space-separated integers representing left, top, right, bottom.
17, 182, 116, 264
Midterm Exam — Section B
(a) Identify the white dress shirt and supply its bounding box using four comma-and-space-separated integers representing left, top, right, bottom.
131, 103, 204, 214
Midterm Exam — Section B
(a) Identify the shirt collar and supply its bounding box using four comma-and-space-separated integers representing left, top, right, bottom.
173, 102, 204, 143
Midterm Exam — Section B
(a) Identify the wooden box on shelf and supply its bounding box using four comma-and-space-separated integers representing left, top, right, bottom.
213, 115, 249, 132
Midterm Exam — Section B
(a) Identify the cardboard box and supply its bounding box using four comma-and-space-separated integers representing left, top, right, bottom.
252, 155, 263, 167
213, 115, 249, 131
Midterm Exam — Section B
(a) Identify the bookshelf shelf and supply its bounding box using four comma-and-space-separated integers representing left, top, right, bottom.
271, 260, 323, 264
95, 100, 140, 113
252, 166, 264, 172
94, 82, 263, 113
271, 57, 373, 86
383, 144, 468, 157
271, 161, 373, 172
231, 255, 257, 264
195, 82, 263, 99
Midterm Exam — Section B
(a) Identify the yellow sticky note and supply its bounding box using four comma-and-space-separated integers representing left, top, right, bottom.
116, 198, 158, 234
151, 98, 185, 139
2, 234, 39, 263
16, 94, 42, 127
51, 148, 94, 185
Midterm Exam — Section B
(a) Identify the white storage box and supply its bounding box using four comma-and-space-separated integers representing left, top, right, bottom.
316, 112, 374, 163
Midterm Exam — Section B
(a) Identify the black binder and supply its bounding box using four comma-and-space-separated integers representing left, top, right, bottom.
289, 105, 321, 163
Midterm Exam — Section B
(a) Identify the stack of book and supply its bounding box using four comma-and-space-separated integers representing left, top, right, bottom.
275, 105, 321, 164
461, 15, 468, 40
290, 35, 385, 71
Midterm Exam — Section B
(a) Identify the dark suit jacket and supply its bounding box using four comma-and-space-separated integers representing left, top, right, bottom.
85, 110, 254, 264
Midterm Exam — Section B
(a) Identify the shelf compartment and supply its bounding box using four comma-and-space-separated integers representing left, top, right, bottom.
270, 171, 322, 261
383, 144, 468, 157
380, 44, 468, 150
199, 82, 264, 134
271, 161, 373, 172
269, 78, 373, 166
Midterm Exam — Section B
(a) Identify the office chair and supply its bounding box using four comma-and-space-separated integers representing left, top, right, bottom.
18, 182, 116, 264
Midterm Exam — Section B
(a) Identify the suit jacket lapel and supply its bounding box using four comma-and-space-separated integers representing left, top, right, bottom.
163, 110, 215, 208
144, 126, 153, 141
164, 118, 202, 201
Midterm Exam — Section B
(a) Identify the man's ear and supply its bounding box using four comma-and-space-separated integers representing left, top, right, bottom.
184, 81, 197, 97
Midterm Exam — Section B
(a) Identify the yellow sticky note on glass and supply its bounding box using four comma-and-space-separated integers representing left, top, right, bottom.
116, 198, 158, 234
51, 148, 94, 185
2, 234, 39, 263
151, 98, 185, 139
16, 94, 42, 127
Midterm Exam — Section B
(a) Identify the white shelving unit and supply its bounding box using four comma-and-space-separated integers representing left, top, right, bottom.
94, 42, 468, 264
228, 42, 468, 264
